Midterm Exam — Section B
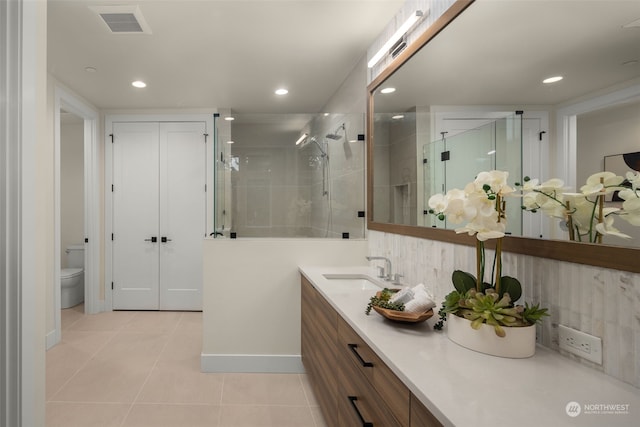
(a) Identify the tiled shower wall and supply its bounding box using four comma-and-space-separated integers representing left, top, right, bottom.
368, 230, 640, 389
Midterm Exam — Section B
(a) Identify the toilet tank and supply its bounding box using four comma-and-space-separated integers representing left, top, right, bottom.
66, 244, 85, 268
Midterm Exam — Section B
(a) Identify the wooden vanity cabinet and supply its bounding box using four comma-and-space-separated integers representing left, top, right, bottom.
301, 276, 443, 427
411, 394, 443, 427
301, 277, 338, 426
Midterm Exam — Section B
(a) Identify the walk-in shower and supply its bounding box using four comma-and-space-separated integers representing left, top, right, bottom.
213, 113, 365, 238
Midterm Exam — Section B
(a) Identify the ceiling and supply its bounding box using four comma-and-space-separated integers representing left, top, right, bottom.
48, 0, 404, 113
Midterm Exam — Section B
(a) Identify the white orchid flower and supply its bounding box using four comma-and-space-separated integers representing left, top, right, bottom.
538, 178, 564, 191
617, 189, 637, 201
625, 171, 640, 190
428, 193, 448, 213
580, 182, 605, 196
522, 178, 539, 191
522, 192, 539, 209
595, 216, 631, 239
445, 198, 476, 224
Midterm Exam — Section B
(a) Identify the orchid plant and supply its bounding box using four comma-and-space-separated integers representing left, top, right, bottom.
520, 171, 640, 243
428, 170, 548, 337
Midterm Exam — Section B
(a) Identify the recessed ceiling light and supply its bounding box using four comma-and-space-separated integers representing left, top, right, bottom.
131, 80, 147, 88
543, 76, 563, 84
275, 88, 288, 96
226, 140, 235, 144
392, 114, 404, 120
381, 87, 396, 94
224, 116, 235, 121
84, 66, 97, 73
323, 113, 330, 117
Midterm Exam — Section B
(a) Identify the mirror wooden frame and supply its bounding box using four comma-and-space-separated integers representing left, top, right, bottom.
366, 0, 639, 274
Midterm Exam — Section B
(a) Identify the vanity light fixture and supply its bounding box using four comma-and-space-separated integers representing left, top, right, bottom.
275, 88, 289, 95
131, 80, 147, 88
295, 133, 309, 146
380, 87, 396, 94
367, 10, 425, 69
543, 76, 563, 84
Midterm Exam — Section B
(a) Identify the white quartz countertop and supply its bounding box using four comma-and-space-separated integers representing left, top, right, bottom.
299, 265, 640, 427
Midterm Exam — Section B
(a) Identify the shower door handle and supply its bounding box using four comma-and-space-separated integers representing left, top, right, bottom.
144, 237, 158, 243
161, 237, 172, 243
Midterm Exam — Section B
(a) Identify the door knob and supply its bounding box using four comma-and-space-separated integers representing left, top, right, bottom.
161, 237, 172, 243
144, 237, 158, 242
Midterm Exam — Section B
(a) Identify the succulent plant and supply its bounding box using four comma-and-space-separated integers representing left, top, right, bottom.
434, 274, 548, 336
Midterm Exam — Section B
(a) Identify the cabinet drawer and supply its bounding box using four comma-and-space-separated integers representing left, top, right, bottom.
410, 394, 443, 427
338, 317, 410, 426
337, 346, 402, 427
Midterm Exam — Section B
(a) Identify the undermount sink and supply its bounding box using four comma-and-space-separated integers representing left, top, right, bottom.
322, 273, 386, 291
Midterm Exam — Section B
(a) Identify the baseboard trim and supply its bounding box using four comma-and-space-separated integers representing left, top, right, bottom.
45, 329, 59, 350
201, 353, 304, 373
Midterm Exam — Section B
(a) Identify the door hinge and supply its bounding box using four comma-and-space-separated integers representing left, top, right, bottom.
204, 133, 208, 143
111, 233, 114, 241
109, 134, 114, 143
85, 237, 89, 243
111, 184, 114, 192
441, 151, 450, 161
204, 184, 207, 192
423, 158, 428, 164
111, 282, 114, 290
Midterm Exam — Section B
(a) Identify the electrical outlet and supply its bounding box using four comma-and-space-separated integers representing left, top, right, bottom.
558, 324, 602, 365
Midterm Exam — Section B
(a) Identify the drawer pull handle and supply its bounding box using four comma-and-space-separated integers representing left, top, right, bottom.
348, 396, 373, 427
348, 343, 373, 367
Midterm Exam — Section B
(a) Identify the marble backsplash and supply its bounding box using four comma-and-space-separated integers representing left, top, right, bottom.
368, 230, 640, 389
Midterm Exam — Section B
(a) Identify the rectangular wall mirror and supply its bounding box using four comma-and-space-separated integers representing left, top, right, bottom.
367, 0, 640, 272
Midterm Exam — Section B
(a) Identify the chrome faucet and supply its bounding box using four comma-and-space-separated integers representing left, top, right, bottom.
366, 256, 392, 281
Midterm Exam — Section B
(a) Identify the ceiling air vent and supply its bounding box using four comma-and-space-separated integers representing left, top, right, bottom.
90, 5, 152, 34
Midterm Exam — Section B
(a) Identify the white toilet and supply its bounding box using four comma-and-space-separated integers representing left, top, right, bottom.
61, 244, 84, 309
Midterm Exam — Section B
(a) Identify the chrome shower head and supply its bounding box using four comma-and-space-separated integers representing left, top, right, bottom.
325, 123, 346, 140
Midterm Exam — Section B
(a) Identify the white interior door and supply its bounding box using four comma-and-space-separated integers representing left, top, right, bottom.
112, 121, 206, 310
159, 122, 206, 310
112, 122, 160, 310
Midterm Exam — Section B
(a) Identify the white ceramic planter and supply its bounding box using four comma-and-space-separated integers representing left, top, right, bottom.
447, 313, 536, 358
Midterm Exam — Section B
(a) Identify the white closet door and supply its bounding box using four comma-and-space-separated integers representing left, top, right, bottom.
112, 122, 161, 310
159, 122, 206, 310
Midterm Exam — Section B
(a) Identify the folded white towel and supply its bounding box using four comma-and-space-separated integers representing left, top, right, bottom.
390, 287, 414, 305
403, 289, 436, 313
412, 283, 426, 294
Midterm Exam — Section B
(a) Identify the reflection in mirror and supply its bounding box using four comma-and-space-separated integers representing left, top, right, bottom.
369, 0, 640, 249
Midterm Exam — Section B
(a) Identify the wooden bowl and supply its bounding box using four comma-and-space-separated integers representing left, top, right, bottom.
372, 305, 434, 323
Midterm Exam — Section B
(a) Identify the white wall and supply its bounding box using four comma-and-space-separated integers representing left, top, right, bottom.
201, 238, 367, 373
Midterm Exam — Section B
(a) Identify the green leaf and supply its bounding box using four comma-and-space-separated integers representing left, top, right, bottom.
452, 270, 476, 294
499, 276, 522, 302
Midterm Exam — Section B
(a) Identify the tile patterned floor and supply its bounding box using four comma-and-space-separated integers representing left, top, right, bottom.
46, 305, 327, 427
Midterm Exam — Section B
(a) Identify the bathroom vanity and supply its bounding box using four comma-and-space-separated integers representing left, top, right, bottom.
299, 266, 639, 427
